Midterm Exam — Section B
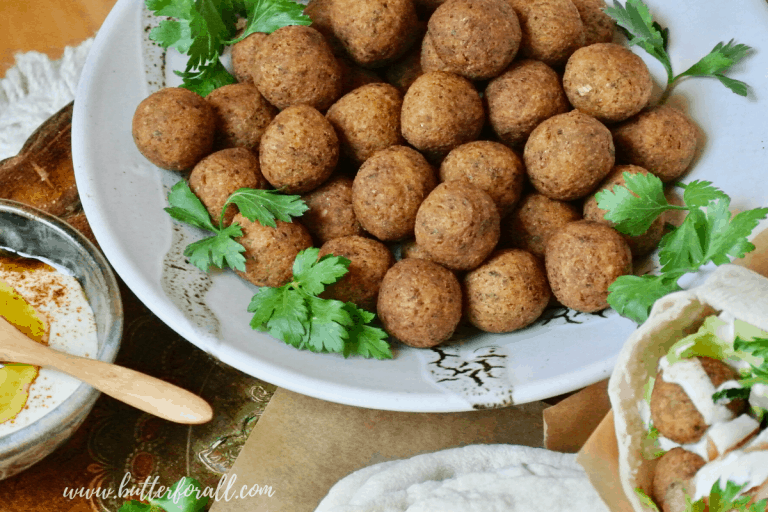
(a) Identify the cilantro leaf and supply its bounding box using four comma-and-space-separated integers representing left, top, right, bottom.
676, 40, 752, 96
679, 181, 729, 209
343, 304, 393, 359
606, 274, 682, 324
147, 0, 198, 54
293, 250, 350, 296
151, 476, 209, 512
249, 286, 308, 346
233, 0, 311, 43
183, 223, 246, 272
707, 480, 752, 512
595, 172, 682, 236
712, 386, 750, 403
175, 58, 237, 96
303, 296, 351, 353
635, 489, 661, 512
223, 188, 309, 229
715, 74, 749, 97
165, 181, 217, 232
702, 200, 768, 265
657, 209, 706, 274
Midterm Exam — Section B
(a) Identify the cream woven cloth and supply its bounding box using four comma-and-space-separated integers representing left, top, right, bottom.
0, 39, 92, 161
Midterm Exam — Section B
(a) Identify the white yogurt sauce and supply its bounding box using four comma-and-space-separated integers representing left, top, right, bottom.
659, 357, 735, 425
0, 260, 99, 437
708, 414, 761, 457
694, 450, 768, 501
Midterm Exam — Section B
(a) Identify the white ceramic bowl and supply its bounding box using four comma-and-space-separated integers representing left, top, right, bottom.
0, 200, 123, 480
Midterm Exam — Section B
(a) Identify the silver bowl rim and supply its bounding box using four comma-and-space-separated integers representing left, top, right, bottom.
0, 199, 123, 456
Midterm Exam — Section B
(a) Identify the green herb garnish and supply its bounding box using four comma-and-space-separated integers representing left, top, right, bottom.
603, 0, 752, 99
248, 248, 393, 359
596, 172, 768, 324
119, 476, 209, 512
146, 0, 310, 95
164, 181, 306, 273
685, 480, 768, 512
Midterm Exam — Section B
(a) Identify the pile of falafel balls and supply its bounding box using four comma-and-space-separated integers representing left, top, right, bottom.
132, 0, 699, 350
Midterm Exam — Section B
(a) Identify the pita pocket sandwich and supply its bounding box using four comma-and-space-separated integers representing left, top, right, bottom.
609, 264, 768, 512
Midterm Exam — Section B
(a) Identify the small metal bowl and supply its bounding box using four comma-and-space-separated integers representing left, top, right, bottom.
0, 199, 123, 479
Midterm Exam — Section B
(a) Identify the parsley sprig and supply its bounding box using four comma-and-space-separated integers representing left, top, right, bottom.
248, 249, 393, 359
603, 0, 752, 99
164, 181, 307, 273
146, 0, 310, 95
685, 480, 768, 512
119, 477, 208, 512
596, 172, 768, 323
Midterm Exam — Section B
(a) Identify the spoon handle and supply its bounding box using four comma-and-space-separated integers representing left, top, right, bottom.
0, 317, 213, 425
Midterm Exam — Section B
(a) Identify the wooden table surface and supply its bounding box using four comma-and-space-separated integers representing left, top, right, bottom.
0, 0, 116, 76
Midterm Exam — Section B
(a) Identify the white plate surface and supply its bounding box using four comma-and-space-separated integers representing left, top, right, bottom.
72, 0, 768, 411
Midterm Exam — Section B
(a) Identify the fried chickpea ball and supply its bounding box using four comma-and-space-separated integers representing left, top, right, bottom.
259, 105, 338, 194
401, 72, 484, 159
485, 59, 570, 148
301, 176, 363, 244
651, 357, 746, 445
544, 220, 632, 312
439, 141, 525, 216
188, 148, 268, 227
352, 146, 437, 241
583, 165, 665, 256
524, 110, 615, 201
652, 448, 705, 511
331, 0, 419, 68
504, 192, 582, 258
326, 83, 404, 165
304, 0, 345, 55
132, 87, 215, 171
231, 32, 267, 84
206, 83, 277, 152
570, 0, 615, 46
427, 0, 521, 80
319, 236, 395, 309
611, 105, 699, 183
420, 32, 461, 74
464, 249, 550, 332
563, 43, 653, 123
385, 47, 424, 94
377, 258, 462, 348
234, 216, 313, 288
507, 0, 584, 67
415, 181, 500, 271
337, 59, 385, 95
257, 25, 342, 111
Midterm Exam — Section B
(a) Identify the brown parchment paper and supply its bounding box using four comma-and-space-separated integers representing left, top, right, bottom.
209, 388, 548, 512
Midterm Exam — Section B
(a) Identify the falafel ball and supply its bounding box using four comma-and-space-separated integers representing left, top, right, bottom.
439, 141, 525, 216
401, 71, 484, 159
507, 0, 584, 67
318, 236, 395, 309
234, 216, 313, 288
415, 180, 500, 271
259, 105, 339, 193
301, 175, 364, 244
651, 356, 745, 445
188, 148, 269, 227
583, 165, 666, 256
257, 25, 342, 111
611, 105, 699, 183
427, 0, 521, 80
570, 0, 615, 46
231, 32, 268, 84
464, 249, 551, 332
652, 448, 705, 511
331, 0, 419, 68
206, 83, 277, 152
352, 146, 437, 241
563, 43, 653, 123
504, 192, 582, 258
377, 258, 462, 348
485, 59, 570, 148
420, 32, 461, 74
132, 87, 216, 171
544, 220, 632, 312
524, 110, 615, 201
326, 83, 404, 165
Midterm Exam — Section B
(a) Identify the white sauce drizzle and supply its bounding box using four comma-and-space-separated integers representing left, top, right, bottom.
694, 450, 768, 501
708, 414, 760, 456
750, 384, 768, 411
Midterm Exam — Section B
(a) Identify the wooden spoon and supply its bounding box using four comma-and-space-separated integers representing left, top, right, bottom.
0, 315, 213, 425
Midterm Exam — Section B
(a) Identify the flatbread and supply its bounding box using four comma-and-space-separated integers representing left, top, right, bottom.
608, 264, 768, 511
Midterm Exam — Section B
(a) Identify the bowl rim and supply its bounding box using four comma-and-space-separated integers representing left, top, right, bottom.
0, 199, 123, 457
